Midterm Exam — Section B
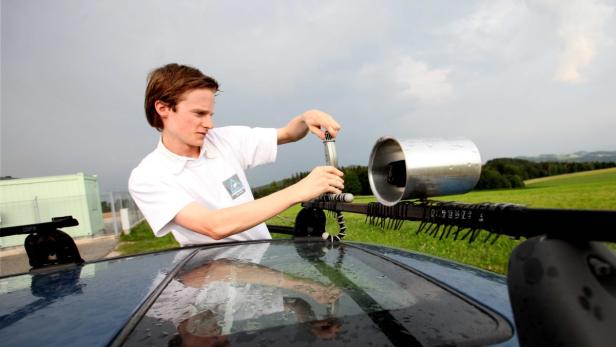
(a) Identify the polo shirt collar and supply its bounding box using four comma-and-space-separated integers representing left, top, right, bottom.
155, 138, 218, 174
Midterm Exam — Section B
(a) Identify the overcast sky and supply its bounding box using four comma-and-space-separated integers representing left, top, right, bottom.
2, 0, 615, 193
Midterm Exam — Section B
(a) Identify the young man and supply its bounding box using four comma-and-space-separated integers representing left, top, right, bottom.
129, 63, 344, 246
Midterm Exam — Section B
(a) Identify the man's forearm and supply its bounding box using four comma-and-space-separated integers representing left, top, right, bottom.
174, 185, 301, 240
174, 164, 344, 240
277, 115, 308, 144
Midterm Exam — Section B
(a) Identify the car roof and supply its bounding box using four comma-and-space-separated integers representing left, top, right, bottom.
0, 239, 515, 347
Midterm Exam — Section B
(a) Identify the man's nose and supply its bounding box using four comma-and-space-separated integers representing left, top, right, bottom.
202, 116, 214, 129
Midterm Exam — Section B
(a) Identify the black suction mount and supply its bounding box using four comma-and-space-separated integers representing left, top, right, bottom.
0, 216, 84, 270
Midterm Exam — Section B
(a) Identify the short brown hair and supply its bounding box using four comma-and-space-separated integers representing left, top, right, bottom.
144, 63, 219, 131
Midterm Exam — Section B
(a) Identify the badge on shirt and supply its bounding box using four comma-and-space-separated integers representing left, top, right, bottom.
222, 174, 246, 199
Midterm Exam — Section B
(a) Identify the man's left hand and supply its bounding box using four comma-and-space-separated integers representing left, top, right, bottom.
301, 109, 341, 140
278, 109, 341, 144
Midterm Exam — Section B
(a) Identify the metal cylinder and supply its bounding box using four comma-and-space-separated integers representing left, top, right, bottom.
368, 137, 482, 206
323, 132, 338, 167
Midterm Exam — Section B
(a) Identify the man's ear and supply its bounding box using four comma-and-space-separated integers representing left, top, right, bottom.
154, 100, 171, 119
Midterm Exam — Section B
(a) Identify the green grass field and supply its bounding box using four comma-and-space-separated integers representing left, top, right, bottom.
122, 168, 616, 274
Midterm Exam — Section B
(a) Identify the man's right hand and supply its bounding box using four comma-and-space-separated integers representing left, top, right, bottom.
290, 166, 344, 202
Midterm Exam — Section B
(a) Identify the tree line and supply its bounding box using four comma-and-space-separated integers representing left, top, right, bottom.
475, 158, 615, 189
252, 159, 615, 198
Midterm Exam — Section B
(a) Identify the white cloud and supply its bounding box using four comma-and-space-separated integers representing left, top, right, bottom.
357, 56, 453, 105
457, 0, 521, 35
395, 57, 453, 103
541, 0, 614, 83
448, 0, 530, 61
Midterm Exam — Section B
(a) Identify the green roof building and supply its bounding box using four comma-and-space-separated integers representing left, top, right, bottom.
0, 173, 105, 248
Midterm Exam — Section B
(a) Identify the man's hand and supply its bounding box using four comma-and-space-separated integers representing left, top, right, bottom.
301, 109, 341, 140
289, 166, 345, 202
277, 109, 341, 144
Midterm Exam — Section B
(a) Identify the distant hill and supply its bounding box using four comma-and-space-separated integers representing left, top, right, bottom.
517, 151, 616, 163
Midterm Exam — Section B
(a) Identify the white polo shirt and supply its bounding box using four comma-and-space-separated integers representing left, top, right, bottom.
128, 126, 277, 246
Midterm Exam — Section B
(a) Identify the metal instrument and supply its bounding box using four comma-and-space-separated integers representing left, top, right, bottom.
323, 131, 338, 168
320, 131, 353, 203
315, 131, 352, 241
368, 137, 481, 206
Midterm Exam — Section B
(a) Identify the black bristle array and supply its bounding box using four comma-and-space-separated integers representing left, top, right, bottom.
427, 223, 439, 238
451, 226, 462, 240
416, 220, 428, 235
468, 229, 481, 243
440, 224, 454, 240
362, 199, 510, 245
459, 227, 474, 242
365, 202, 411, 231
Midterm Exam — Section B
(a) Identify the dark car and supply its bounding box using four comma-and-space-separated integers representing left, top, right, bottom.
0, 234, 515, 346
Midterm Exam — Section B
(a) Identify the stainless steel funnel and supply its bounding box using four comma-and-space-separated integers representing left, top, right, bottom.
368, 137, 482, 206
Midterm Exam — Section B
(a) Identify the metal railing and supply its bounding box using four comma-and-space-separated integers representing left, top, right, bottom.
102, 192, 144, 236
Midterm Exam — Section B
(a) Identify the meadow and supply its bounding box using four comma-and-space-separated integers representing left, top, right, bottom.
120, 168, 616, 274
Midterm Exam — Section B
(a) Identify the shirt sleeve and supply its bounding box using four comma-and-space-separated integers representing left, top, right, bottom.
215, 127, 277, 170
128, 170, 194, 237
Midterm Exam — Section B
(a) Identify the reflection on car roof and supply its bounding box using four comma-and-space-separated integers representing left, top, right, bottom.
121, 240, 512, 346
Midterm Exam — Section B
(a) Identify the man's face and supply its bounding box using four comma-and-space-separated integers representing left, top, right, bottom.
157, 88, 216, 156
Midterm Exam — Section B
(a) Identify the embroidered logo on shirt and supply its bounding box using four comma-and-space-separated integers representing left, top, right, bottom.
222, 174, 246, 199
